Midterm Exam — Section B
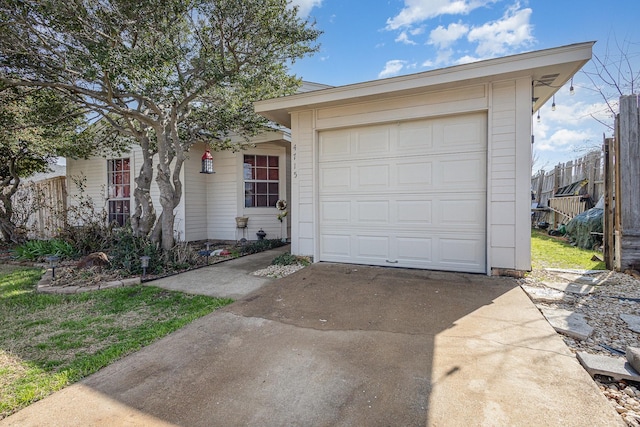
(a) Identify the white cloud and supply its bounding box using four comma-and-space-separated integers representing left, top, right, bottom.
386, 0, 498, 30
467, 4, 534, 57
378, 60, 408, 78
455, 54, 483, 65
427, 21, 469, 49
543, 101, 614, 128
290, 0, 323, 17
396, 31, 417, 45
535, 128, 593, 152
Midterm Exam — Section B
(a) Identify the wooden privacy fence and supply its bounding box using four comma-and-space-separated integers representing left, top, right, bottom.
14, 176, 67, 239
605, 95, 640, 271
531, 150, 603, 227
532, 95, 640, 272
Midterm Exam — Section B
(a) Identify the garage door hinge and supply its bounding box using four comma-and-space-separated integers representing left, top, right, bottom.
386, 260, 398, 264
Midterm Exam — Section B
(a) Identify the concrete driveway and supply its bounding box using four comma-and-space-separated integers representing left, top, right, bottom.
1, 262, 624, 426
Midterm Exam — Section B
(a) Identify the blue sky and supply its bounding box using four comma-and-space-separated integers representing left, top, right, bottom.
289, 0, 640, 171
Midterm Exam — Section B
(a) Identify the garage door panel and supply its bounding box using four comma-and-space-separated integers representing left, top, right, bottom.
397, 160, 433, 186
396, 200, 432, 224
439, 236, 485, 271
396, 236, 433, 263
354, 128, 391, 155
320, 132, 351, 158
397, 122, 433, 152
355, 235, 390, 260
321, 234, 351, 258
439, 157, 485, 189
320, 166, 351, 191
318, 114, 487, 273
439, 198, 485, 227
320, 200, 351, 223
356, 164, 390, 189
443, 122, 483, 147
355, 200, 390, 224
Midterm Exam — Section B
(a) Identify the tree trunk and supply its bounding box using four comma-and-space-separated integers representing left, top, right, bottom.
152, 112, 187, 251
0, 174, 21, 243
130, 134, 156, 237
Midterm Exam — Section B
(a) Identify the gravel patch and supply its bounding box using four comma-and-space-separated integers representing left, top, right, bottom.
521, 269, 640, 426
252, 264, 306, 279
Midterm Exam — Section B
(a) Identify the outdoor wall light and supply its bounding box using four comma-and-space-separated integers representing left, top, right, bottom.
46, 255, 60, 279
140, 255, 151, 278
201, 150, 214, 174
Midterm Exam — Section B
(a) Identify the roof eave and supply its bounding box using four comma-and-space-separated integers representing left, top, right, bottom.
255, 41, 595, 128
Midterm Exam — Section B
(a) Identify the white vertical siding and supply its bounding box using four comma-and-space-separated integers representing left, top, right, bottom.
184, 144, 208, 241
488, 81, 517, 269
66, 156, 109, 222
207, 149, 238, 240
488, 78, 531, 271
514, 77, 533, 270
291, 111, 315, 257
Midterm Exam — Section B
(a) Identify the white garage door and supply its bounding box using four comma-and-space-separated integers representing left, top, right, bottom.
318, 113, 487, 273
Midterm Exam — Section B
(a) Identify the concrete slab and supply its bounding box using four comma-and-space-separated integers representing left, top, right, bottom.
521, 284, 568, 302
621, 313, 640, 334
545, 268, 603, 275
143, 245, 289, 299
577, 352, 640, 382
556, 273, 605, 285
540, 307, 594, 340
541, 280, 595, 295
1, 264, 624, 427
627, 347, 640, 373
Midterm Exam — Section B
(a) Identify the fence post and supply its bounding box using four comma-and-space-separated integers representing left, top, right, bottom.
604, 137, 614, 269
618, 95, 640, 270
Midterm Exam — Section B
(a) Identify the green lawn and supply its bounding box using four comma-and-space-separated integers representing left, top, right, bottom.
530, 229, 606, 271
0, 264, 232, 420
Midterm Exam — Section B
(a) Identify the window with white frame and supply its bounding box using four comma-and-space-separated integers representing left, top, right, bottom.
243, 154, 279, 208
107, 158, 130, 226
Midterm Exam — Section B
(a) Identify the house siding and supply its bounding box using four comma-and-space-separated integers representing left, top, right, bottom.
184, 144, 208, 242
206, 149, 238, 241
291, 110, 315, 256
67, 145, 186, 240
287, 80, 532, 273
66, 156, 109, 219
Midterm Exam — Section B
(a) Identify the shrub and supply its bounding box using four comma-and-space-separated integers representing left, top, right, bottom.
271, 252, 304, 266
107, 226, 162, 275
240, 239, 287, 255
166, 242, 201, 271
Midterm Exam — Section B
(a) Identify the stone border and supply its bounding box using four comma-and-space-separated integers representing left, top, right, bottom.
37, 268, 141, 294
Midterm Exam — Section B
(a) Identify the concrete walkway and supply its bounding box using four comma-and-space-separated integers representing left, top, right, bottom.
143, 245, 290, 299
1, 259, 625, 426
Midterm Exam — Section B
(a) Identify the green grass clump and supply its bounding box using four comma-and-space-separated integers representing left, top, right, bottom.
0, 265, 232, 420
531, 229, 606, 271
13, 239, 77, 261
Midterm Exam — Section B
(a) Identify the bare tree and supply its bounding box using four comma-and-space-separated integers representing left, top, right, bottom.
582, 36, 640, 130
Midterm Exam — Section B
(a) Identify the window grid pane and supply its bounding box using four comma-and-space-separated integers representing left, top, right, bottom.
244, 155, 280, 207
107, 158, 131, 226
